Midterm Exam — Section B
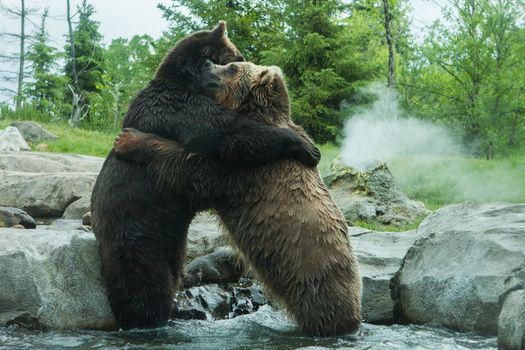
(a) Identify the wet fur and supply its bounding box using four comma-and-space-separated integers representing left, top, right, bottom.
115, 63, 362, 335
91, 23, 319, 330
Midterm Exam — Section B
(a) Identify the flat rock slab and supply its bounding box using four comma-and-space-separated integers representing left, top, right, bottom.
398, 202, 525, 335
0, 152, 104, 173
0, 171, 98, 217
0, 229, 115, 330
350, 227, 418, 323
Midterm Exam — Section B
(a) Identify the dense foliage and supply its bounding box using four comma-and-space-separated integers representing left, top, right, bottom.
0, 0, 524, 156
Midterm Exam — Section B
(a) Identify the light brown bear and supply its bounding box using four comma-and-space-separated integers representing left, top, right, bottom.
114, 62, 362, 336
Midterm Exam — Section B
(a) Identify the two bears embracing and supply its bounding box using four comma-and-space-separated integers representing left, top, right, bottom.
91, 21, 361, 336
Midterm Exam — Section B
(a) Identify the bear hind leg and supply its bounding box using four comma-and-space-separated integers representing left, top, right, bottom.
101, 240, 175, 330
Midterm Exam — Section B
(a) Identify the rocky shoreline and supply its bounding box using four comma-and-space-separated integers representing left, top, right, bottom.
0, 151, 523, 350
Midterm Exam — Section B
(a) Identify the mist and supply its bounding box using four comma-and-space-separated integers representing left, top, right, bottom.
340, 85, 461, 170
339, 84, 525, 207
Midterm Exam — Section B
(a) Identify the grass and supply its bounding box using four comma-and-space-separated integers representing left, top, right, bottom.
0, 119, 116, 158
2, 118, 524, 211
388, 155, 525, 210
317, 143, 340, 177
352, 220, 422, 232
317, 143, 525, 210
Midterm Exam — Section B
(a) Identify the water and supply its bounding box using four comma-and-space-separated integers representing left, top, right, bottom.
0, 306, 497, 350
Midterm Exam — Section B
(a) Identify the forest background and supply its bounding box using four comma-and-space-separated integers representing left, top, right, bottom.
0, 0, 524, 212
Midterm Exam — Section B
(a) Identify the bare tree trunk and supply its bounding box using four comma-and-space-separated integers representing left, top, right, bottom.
110, 84, 121, 129
383, 0, 395, 88
16, 0, 26, 109
66, 0, 81, 127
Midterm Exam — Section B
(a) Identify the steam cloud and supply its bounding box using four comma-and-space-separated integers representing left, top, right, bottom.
340, 85, 461, 170
339, 84, 524, 204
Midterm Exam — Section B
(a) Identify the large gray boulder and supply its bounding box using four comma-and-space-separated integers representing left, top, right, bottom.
398, 202, 525, 335
0, 228, 115, 330
10, 121, 58, 143
63, 195, 91, 220
187, 213, 228, 261
0, 207, 36, 228
0, 152, 103, 218
498, 290, 525, 350
0, 171, 97, 217
350, 227, 417, 323
325, 159, 430, 226
0, 126, 30, 151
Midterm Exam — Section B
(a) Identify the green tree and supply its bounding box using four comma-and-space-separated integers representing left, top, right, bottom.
25, 9, 67, 118
158, 0, 409, 142
158, 0, 286, 62
90, 35, 156, 129
64, 0, 105, 125
399, 0, 525, 156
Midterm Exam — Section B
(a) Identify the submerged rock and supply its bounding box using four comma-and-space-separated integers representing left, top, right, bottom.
325, 159, 430, 226
398, 203, 525, 335
174, 279, 267, 321
0, 229, 115, 330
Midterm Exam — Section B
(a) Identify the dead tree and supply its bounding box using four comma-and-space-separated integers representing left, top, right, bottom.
66, 0, 83, 127
0, 0, 38, 108
382, 0, 395, 88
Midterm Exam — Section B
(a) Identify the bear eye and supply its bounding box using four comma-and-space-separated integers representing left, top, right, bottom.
203, 59, 214, 69
227, 64, 238, 75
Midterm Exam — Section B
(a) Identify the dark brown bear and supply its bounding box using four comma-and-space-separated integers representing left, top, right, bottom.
90, 23, 320, 330
114, 62, 362, 336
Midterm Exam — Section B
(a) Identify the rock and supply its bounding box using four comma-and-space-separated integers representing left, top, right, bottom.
0, 207, 36, 229
185, 246, 244, 285
0, 152, 103, 173
324, 159, 430, 226
187, 213, 228, 261
40, 219, 91, 232
0, 171, 98, 217
0, 127, 30, 151
82, 212, 91, 226
10, 121, 58, 142
398, 203, 525, 334
498, 290, 525, 350
174, 279, 267, 320
63, 195, 91, 219
0, 229, 115, 330
350, 227, 418, 324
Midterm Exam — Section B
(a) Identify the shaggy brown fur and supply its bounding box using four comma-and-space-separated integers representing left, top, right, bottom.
115, 63, 362, 336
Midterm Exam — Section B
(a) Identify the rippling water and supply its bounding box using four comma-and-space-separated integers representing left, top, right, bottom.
0, 306, 497, 350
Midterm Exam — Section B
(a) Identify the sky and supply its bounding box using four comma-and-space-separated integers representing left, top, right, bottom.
0, 0, 443, 102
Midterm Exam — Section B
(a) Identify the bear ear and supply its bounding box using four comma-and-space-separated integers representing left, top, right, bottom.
212, 21, 227, 39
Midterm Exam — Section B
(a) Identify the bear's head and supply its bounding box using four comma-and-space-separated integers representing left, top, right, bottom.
212, 62, 291, 125
155, 21, 244, 89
